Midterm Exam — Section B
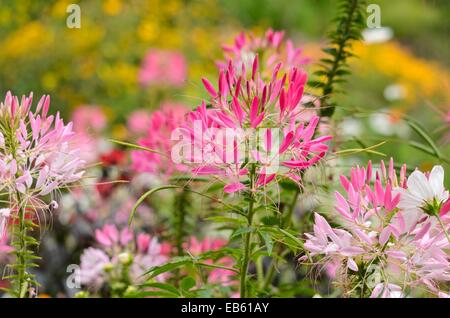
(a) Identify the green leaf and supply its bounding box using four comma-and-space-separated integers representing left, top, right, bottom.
279, 179, 300, 191
144, 256, 192, 278
125, 291, 178, 298
139, 282, 180, 296
261, 232, 274, 256
129, 185, 179, 225
181, 277, 196, 291
205, 216, 246, 224
109, 139, 167, 157
230, 226, 253, 239
260, 215, 280, 226
169, 175, 210, 183
405, 118, 442, 159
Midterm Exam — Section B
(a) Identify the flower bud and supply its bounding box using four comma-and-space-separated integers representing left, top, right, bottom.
118, 252, 133, 265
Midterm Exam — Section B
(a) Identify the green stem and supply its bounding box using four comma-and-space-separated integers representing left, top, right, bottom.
174, 188, 188, 256
319, 0, 362, 118
263, 188, 300, 290
15, 193, 28, 298
173, 186, 189, 287
240, 165, 256, 298
435, 213, 450, 244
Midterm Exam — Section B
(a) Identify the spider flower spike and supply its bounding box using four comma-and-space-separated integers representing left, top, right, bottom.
302, 159, 450, 298
177, 57, 332, 192
219, 29, 310, 76
0, 91, 86, 217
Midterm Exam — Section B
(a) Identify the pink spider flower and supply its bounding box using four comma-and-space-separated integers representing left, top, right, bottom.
127, 109, 152, 136
79, 225, 169, 291
219, 29, 310, 76
0, 91, 85, 224
0, 222, 13, 260
71, 105, 108, 164
72, 105, 107, 134
132, 233, 169, 281
301, 159, 449, 298
175, 57, 331, 192
95, 224, 133, 247
139, 49, 187, 87
131, 102, 190, 178
186, 236, 236, 286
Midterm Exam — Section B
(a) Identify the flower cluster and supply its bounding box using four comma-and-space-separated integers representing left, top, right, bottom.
71, 105, 109, 164
219, 29, 310, 76
138, 49, 187, 88
0, 91, 85, 222
131, 102, 190, 179
301, 159, 450, 298
177, 55, 331, 192
78, 224, 169, 293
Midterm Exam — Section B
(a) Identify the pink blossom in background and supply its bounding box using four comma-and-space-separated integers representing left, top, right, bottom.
301, 159, 450, 298
219, 29, 310, 75
185, 236, 227, 255
139, 49, 187, 87
78, 247, 111, 290
0, 229, 13, 261
72, 105, 107, 134
71, 106, 108, 164
0, 208, 10, 240
95, 224, 133, 247
132, 233, 169, 281
131, 102, 190, 178
127, 110, 152, 135
186, 237, 236, 286
78, 225, 169, 290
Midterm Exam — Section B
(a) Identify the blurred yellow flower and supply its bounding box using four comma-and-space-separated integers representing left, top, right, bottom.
112, 124, 128, 140
51, 0, 73, 18
42, 72, 59, 91
353, 42, 450, 103
103, 0, 123, 16
0, 22, 54, 59
137, 20, 159, 42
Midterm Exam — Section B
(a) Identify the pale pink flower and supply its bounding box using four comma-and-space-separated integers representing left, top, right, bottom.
79, 226, 169, 290
72, 106, 107, 134
127, 110, 152, 135
370, 283, 403, 298
302, 159, 450, 298
71, 106, 108, 164
132, 234, 168, 282
95, 224, 133, 247
0, 208, 10, 240
395, 165, 448, 227
0, 220, 13, 260
139, 49, 187, 87
78, 247, 111, 290
0, 91, 85, 216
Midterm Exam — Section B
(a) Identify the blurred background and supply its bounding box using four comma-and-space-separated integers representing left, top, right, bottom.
0, 0, 449, 296
0, 0, 448, 172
